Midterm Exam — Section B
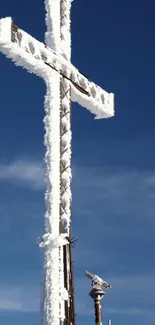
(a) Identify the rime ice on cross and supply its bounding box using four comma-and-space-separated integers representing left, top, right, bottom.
0, 1, 114, 325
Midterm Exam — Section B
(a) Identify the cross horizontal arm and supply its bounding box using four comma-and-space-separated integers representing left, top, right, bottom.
0, 17, 114, 119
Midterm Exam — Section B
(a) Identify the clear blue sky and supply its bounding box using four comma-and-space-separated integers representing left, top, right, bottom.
0, 0, 155, 325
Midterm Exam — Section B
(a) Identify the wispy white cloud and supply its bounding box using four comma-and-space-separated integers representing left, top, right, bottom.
73, 166, 155, 222
1, 159, 155, 204
0, 285, 39, 312
0, 160, 44, 190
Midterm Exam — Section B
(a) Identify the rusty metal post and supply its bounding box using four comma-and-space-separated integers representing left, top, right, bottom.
89, 288, 105, 325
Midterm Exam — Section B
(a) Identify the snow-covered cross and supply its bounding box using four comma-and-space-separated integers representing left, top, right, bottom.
0, 1, 114, 325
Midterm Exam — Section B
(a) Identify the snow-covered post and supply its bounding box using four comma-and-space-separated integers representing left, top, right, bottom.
43, 2, 62, 325
44, 0, 72, 322
59, 0, 72, 322
60, 0, 72, 235
43, 1, 73, 323
43, 73, 61, 325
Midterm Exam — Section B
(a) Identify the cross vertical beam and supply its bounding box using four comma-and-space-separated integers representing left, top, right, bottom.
44, 1, 73, 324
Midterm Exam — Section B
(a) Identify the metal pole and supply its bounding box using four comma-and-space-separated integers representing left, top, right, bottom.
89, 288, 105, 325
108, 319, 111, 325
